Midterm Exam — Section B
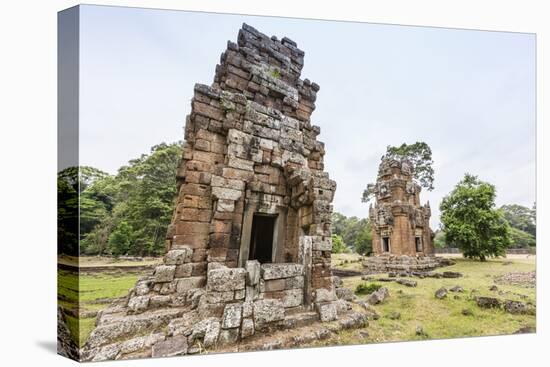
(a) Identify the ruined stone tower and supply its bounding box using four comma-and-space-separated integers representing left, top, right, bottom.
82, 24, 354, 361
364, 158, 437, 272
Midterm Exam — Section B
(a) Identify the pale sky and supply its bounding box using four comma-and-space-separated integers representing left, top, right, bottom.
77, 5, 536, 228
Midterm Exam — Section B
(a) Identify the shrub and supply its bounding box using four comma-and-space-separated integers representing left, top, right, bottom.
355, 282, 382, 295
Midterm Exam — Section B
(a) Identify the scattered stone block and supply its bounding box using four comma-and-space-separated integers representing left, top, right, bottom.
504, 300, 535, 315
435, 287, 447, 299
152, 335, 188, 358
476, 296, 502, 309
387, 311, 401, 320
367, 287, 389, 305
154, 265, 176, 283
317, 302, 338, 322
396, 278, 417, 287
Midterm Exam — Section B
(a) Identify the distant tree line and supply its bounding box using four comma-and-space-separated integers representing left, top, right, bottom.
331, 212, 372, 255
58, 142, 182, 257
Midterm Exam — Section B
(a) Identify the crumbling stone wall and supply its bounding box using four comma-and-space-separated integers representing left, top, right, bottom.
84, 24, 340, 359
158, 22, 337, 313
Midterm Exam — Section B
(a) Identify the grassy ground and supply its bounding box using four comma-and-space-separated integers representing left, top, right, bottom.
331, 253, 365, 271
59, 254, 536, 348
326, 255, 536, 346
58, 264, 152, 347
58, 255, 162, 268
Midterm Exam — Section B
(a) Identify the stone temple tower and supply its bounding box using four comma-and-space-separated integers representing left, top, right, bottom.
364, 158, 437, 272
81, 24, 366, 361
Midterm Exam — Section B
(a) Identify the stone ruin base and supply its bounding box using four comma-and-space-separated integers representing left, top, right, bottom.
362, 255, 452, 273
81, 259, 365, 362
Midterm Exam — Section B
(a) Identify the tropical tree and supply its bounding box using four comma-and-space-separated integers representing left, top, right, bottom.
440, 174, 512, 261
330, 212, 372, 255
433, 230, 447, 248
80, 142, 182, 256
331, 234, 349, 254
500, 203, 536, 238
362, 142, 434, 203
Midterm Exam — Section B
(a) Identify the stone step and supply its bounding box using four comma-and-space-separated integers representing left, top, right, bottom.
83, 307, 188, 351
280, 311, 319, 329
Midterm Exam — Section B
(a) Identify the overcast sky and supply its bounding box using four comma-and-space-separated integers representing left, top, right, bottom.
77, 5, 536, 228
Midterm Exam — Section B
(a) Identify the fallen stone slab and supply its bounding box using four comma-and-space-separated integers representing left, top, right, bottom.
367, 287, 389, 305
152, 335, 188, 358
504, 300, 536, 315
475, 296, 502, 309
387, 311, 401, 320
435, 287, 447, 299
449, 285, 464, 293
396, 278, 417, 287
441, 271, 462, 278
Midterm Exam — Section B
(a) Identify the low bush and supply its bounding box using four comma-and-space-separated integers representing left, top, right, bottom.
355, 282, 382, 295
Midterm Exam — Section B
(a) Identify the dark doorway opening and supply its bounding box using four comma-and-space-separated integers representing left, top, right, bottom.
382, 237, 390, 252
249, 214, 276, 263
415, 237, 423, 252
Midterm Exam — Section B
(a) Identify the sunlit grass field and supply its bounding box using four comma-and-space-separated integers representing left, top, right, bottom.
325, 255, 536, 345
58, 267, 148, 347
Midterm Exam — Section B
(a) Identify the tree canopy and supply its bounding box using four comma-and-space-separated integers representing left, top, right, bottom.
58, 142, 183, 257
500, 204, 536, 238
440, 174, 512, 261
362, 142, 434, 203
331, 212, 372, 255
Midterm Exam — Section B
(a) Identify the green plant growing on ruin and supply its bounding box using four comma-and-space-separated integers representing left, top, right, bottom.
355, 282, 382, 295
220, 94, 236, 112
440, 174, 512, 261
270, 68, 281, 79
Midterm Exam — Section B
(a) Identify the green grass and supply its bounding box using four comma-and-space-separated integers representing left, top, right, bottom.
58, 267, 149, 346
332, 253, 364, 271
336, 256, 536, 344
65, 314, 97, 348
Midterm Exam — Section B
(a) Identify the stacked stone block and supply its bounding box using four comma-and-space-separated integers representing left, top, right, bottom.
364, 157, 436, 272
86, 24, 341, 357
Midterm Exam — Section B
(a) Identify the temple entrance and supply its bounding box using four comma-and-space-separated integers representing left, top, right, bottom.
248, 214, 277, 263
415, 236, 423, 252
382, 237, 390, 252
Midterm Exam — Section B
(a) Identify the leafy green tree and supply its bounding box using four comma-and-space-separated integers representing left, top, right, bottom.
440, 174, 512, 261
355, 223, 373, 255
331, 234, 349, 254
58, 171, 79, 256
107, 221, 134, 257
362, 142, 434, 203
81, 142, 182, 256
331, 212, 348, 236
509, 227, 536, 248
385, 142, 435, 191
330, 212, 372, 255
433, 230, 447, 248
500, 204, 536, 238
